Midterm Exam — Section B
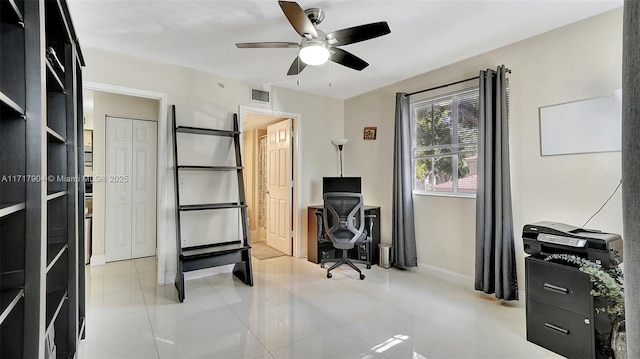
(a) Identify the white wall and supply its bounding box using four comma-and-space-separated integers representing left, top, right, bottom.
345, 9, 623, 289
82, 47, 344, 278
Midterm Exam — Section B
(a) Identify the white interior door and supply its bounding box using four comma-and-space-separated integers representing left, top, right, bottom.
266, 119, 292, 255
106, 117, 133, 262
106, 117, 157, 262
132, 120, 157, 258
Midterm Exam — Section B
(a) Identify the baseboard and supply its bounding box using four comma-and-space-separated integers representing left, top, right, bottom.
416, 263, 524, 307
89, 255, 105, 266
518, 290, 526, 304
416, 262, 474, 288
163, 271, 175, 286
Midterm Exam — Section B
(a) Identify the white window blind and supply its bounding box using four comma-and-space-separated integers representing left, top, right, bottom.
411, 87, 479, 195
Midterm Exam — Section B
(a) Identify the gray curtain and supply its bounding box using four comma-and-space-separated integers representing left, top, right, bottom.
622, 1, 640, 357
475, 66, 518, 301
392, 93, 417, 268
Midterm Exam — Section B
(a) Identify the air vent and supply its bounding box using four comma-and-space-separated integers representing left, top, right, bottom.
251, 89, 270, 103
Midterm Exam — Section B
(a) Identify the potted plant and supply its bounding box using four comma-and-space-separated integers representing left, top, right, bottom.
544, 251, 625, 359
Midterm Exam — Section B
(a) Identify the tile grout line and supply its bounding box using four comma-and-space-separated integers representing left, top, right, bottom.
134, 259, 162, 359
206, 273, 275, 358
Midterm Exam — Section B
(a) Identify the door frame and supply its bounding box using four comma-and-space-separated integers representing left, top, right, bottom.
84, 81, 168, 285
105, 116, 158, 261
238, 106, 302, 258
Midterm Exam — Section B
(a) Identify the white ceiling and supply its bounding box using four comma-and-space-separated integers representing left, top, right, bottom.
67, 0, 622, 100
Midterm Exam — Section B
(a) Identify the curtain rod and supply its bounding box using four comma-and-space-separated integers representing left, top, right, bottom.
406, 76, 479, 97
406, 67, 511, 97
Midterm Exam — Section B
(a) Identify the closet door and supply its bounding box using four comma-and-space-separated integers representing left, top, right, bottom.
105, 117, 157, 262
105, 117, 133, 262
131, 120, 157, 258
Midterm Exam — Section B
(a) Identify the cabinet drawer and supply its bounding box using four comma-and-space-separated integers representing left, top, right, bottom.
527, 299, 593, 359
526, 257, 591, 315
358, 252, 369, 261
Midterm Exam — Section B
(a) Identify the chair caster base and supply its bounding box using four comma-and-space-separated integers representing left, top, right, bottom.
327, 272, 333, 278
320, 263, 325, 268
366, 264, 371, 269
360, 274, 365, 280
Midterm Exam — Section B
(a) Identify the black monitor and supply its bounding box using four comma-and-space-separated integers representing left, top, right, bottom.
322, 177, 361, 194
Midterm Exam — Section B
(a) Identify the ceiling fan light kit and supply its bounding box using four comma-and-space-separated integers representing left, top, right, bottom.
299, 40, 330, 65
235, 1, 391, 75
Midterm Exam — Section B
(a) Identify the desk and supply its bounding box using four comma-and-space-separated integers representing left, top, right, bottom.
307, 205, 381, 265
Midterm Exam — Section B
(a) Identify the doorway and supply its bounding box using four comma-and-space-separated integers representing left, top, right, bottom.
105, 116, 158, 262
240, 107, 301, 257
83, 83, 168, 284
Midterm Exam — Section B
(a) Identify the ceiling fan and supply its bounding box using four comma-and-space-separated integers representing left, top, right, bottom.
235, 1, 391, 75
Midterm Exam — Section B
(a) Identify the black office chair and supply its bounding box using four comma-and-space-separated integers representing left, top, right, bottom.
321, 192, 370, 280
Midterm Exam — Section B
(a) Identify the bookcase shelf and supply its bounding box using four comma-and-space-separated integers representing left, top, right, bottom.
46, 190, 68, 201
0, 7, 26, 115
0, 202, 25, 218
0, 0, 84, 357
0, 288, 24, 324
45, 289, 67, 332
0, 1, 24, 25
0, 90, 24, 115
0, 286, 24, 358
47, 126, 66, 143
46, 59, 65, 93
46, 243, 68, 272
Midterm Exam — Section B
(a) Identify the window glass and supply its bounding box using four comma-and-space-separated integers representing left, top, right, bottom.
411, 88, 479, 195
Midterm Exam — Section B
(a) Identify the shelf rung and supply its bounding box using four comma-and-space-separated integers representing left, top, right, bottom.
182, 240, 242, 252
46, 244, 68, 272
0, 91, 25, 116
46, 290, 68, 334
179, 203, 246, 211
0, 0, 24, 25
0, 289, 24, 325
178, 165, 243, 171
79, 316, 86, 340
47, 127, 66, 143
49, 0, 74, 46
46, 60, 65, 93
47, 191, 68, 201
181, 243, 250, 260
176, 126, 239, 137
0, 202, 26, 218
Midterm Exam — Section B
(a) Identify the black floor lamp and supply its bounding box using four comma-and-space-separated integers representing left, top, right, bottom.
331, 138, 348, 177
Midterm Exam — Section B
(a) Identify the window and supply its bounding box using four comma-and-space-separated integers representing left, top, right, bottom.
411, 87, 479, 195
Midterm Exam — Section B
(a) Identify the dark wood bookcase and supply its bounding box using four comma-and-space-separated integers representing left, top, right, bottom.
1, 0, 84, 357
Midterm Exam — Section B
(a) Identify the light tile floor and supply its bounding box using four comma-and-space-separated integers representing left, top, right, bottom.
77, 256, 563, 359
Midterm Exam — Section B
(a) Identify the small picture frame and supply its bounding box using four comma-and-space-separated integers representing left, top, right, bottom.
363, 126, 377, 140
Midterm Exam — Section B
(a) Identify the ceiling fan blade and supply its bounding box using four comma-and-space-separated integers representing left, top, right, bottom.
287, 56, 307, 75
330, 47, 369, 71
236, 42, 299, 49
326, 21, 391, 46
278, 1, 318, 39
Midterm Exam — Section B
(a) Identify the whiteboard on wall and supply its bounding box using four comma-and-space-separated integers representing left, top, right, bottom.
539, 96, 621, 156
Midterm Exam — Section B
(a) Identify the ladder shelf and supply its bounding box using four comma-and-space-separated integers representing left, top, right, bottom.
172, 105, 253, 303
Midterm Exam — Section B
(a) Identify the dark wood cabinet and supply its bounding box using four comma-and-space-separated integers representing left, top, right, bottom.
1, 0, 84, 357
307, 205, 381, 266
526, 257, 614, 359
